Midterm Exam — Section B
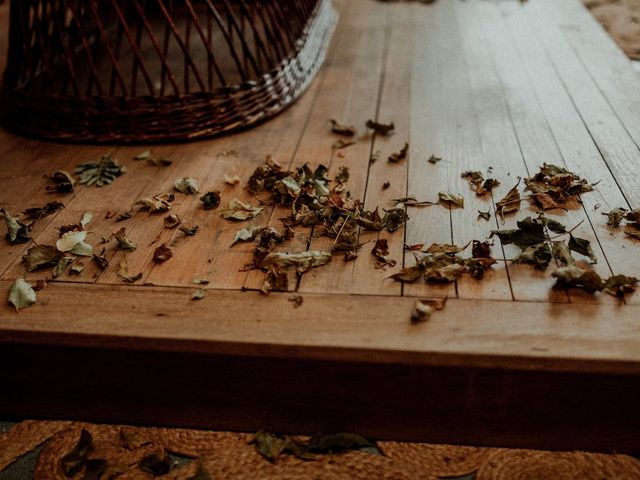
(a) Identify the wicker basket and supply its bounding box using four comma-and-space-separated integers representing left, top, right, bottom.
0, 0, 337, 143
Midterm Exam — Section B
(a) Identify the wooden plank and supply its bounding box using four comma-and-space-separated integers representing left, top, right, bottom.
1, 281, 640, 374
524, 0, 640, 209
497, 0, 640, 305
553, 0, 640, 153
444, 0, 561, 303
2, 342, 640, 453
296, 1, 389, 296
465, 0, 616, 305
402, 1, 456, 299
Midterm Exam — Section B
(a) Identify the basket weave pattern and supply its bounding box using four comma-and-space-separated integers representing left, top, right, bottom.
0, 0, 337, 143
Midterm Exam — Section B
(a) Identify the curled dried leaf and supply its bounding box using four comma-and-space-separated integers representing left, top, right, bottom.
117, 254, 143, 283
495, 181, 521, 219
603, 208, 627, 228
220, 199, 264, 221
200, 191, 221, 210
438, 192, 464, 208
46, 170, 75, 193
153, 244, 173, 263
8, 278, 36, 312
114, 227, 137, 252
179, 225, 199, 236
366, 119, 395, 136
164, 214, 181, 229
174, 177, 199, 194
388, 142, 409, 163
1, 209, 31, 245
410, 298, 446, 324
329, 119, 356, 137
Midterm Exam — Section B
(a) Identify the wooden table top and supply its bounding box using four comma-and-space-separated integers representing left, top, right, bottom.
1, 0, 640, 451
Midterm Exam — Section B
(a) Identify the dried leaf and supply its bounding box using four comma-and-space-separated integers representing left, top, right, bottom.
22, 201, 64, 220
604, 275, 638, 298
624, 209, 640, 223
424, 263, 465, 283
490, 217, 546, 249
251, 430, 306, 463
22, 245, 63, 272
56, 230, 87, 252
427, 155, 442, 164
114, 227, 137, 252
224, 174, 240, 185
179, 225, 199, 236
329, 119, 356, 136
472, 240, 492, 259
425, 243, 466, 255
116, 211, 132, 222
93, 249, 109, 270
220, 199, 264, 221
438, 192, 464, 208
539, 216, 566, 234
624, 222, 640, 240
75, 155, 126, 187
335, 166, 350, 184
153, 244, 173, 263
134, 150, 152, 160
552, 241, 575, 266
513, 243, 553, 271
117, 254, 143, 283
137, 193, 174, 213
568, 235, 597, 263
604, 208, 627, 228
525, 163, 596, 209
552, 266, 604, 294
382, 181, 391, 189
8, 278, 36, 311
366, 119, 395, 136
60, 429, 92, 476
372, 238, 396, 268
52, 256, 75, 278
410, 298, 446, 324
496, 182, 521, 218
477, 210, 491, 221
231, 225, 263, 246
70, 262, 85, 275
80, 212, 94, 228
261, 265, 289, 294
388, 142, 409, 163
461, 171, 500, 195
260, 251, 331, 273
174, 177, 200, 195
389, 264, 425, 283
46, 170, 75, 193
1, 209, 30, 244
383, 207, 409, 232
164, 214, 181, 229
200, 191, 221, 210
192, 289, 205, 300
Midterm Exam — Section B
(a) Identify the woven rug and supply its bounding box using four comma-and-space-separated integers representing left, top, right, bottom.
584, 0, 640, 60
2, 421, 640, 479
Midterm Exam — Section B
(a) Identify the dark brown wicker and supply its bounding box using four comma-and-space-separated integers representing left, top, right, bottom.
0, 0, 337, 143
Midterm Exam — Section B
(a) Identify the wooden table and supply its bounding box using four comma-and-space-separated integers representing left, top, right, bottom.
1, 0, 640, 453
